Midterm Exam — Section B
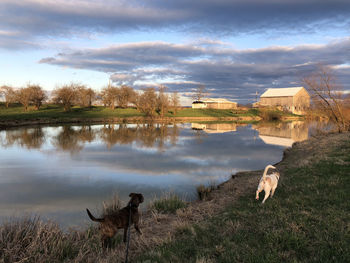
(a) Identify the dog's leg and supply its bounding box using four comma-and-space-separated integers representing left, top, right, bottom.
256, 183, 263, 200
256, 190, 260, 200
102, 235, 110, 249
134, 224, 142, 235
262, 187, 271, 204
271, 185, 277, 197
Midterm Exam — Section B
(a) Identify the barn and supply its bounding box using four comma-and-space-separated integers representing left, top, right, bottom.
192, 98, 237, 109
255, 87, 310, 114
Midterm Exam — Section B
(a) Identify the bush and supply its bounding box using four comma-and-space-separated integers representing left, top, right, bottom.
196, 182, 217, 201
258, 108, 282, 121
149, 193, 187, 214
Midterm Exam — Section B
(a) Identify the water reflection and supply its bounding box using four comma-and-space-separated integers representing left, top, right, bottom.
191, 123, 239, 133
253, 121, 309, 147
0, 127, 45, 149
0, 122, 307, 228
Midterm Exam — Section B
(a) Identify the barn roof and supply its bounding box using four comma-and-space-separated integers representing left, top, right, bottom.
260, 87, 305, 98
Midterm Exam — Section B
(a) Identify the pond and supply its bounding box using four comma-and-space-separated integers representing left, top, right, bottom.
0, 121, 310, 228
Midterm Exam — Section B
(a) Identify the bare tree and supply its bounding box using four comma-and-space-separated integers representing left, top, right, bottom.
28, 84, 46, 110
171, 92, 180, 116
303, 67, 348, 132
116, 85, 135, 108
139, 88, 157, 117
157, 85, 170, 118
76, 85, 96, 108
0, 85, 16, 108
100, 85, 119, 109
16, 87, 32, 111
130, 91, 140, 110
52, 84, 78, 111
192, 84, 207, 102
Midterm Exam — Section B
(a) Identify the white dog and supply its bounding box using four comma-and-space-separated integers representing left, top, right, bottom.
256, 165, 280, 204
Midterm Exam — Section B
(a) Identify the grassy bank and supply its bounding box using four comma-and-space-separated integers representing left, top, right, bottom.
136, 133, 350, 262
0, 104, 300, 128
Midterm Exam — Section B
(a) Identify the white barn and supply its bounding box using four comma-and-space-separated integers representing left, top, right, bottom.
192, 98, 237, 109
254, 87, 310, 115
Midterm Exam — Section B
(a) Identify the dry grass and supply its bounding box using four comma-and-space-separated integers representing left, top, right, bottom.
102, 194, 122, 216
149, 193, 187, 214
196, 180, 217, 201
0, 217, 103, 263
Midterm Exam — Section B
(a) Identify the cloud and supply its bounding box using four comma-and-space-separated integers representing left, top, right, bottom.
40, 38, 350, 103
1, 0, 350, 49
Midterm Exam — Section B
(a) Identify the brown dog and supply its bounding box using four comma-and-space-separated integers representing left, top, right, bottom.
86, 193, 144, 248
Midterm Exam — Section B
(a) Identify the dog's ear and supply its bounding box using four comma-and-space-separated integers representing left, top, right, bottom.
129, 193, 136, 197
138, 194, 144, 203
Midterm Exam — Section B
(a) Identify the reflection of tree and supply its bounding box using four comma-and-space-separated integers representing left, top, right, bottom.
193, 129, 207, 144
0, 127, 45, 149
99, 124, 138, 149
1, 123, 181, 153
99, 123, 181, 151
76, 126, 95, 143
137, 123, 158, 148
170, 123, 179, 146
51, 126, 83, 154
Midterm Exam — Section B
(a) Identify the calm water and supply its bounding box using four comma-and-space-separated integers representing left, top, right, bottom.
0, 121, 310, 228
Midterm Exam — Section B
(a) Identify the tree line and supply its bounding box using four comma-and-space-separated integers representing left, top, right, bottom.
0, 83, 180, 117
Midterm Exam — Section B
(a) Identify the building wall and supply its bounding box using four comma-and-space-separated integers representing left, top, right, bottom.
259, 89, 310, 114
192, 102, 237, 109
293, 89, 310, 115
206, 102, 237, 109
192, 103, 206, 109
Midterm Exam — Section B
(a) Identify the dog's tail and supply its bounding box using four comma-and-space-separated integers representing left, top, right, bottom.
86, 208, 105, 222
262, 165, 276, 180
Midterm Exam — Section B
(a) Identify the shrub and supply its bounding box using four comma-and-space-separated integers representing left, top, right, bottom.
258, 108, 282, 121
150, 193, 187, 213
196, 182, 217, 201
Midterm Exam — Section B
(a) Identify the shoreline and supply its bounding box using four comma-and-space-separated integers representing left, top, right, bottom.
0, 116, 262, 129
0, 114, 307, 129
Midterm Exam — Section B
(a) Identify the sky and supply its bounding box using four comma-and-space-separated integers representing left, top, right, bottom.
1, 0, 350, 105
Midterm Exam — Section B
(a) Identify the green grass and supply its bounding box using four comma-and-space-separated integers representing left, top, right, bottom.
136, 140, 350, 262
0, 104, 144, 121
0, 104, 301, 124
0, 104, 257, 121
150, 193, 188, 214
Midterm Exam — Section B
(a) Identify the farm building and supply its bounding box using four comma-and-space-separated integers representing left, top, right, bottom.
192, 98, 237, 109
254, 87, 310, 115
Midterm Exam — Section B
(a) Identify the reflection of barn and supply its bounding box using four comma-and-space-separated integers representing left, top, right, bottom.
254, 121, 309, 147
254, 87, 310, 115
192, 98, 237, 109
191, 123, 238, 133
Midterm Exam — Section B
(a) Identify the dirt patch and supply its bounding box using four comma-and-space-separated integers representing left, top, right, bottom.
103, 131, 349, 262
